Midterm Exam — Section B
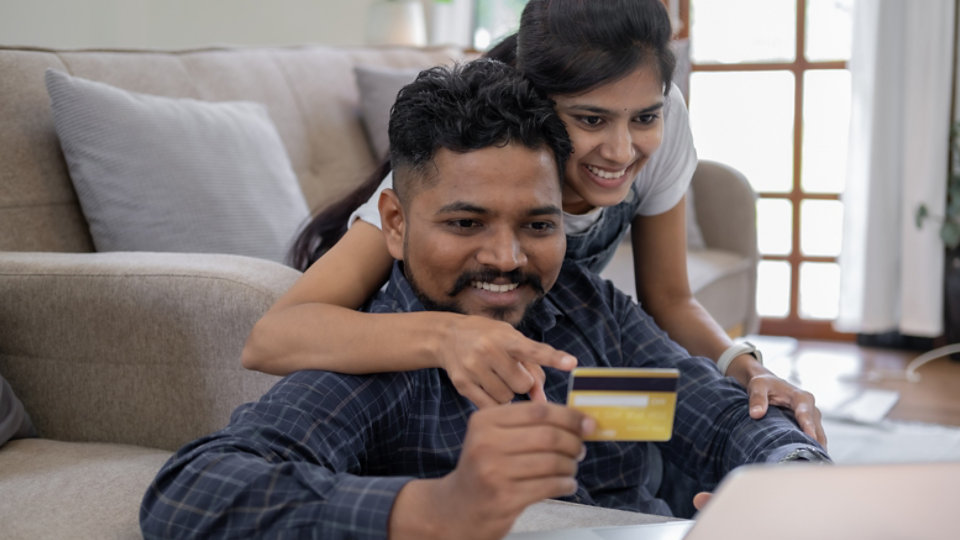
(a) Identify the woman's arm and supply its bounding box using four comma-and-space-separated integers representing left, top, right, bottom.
243, 220, 420, 373
241, 221, 574, 405
630, 199, 825, 445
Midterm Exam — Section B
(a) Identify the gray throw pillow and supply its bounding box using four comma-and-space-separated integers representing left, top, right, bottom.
45, 69, 309, 264
355, 65, 421, 160
0, 374, 36, 445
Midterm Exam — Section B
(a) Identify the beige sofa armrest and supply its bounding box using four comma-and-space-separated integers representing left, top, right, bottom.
0, 251, 300, 451
689, 160, 760, 335
689, 160, 759, 259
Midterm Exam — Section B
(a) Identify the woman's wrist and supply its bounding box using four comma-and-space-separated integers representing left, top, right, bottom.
718, 341, 765, 384
727, 353, 770, 385
429, 311, 469, 370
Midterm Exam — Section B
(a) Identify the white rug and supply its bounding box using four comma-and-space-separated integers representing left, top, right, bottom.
747, 335, 960, 464
824, 418, 960, 464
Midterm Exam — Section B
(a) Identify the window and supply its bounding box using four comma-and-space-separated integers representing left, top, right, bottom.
683, 0, 854, 339
473, 0, 528, 50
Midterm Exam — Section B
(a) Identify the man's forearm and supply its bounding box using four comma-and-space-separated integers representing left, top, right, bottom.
662, 357, 827, 487
141, 439, 413, 539
142, 370, 418, 539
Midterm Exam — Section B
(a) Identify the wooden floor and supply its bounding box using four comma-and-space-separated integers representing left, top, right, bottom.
763, 339, 960, 427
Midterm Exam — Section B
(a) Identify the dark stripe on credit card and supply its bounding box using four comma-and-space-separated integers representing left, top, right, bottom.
571, 376, 678, 392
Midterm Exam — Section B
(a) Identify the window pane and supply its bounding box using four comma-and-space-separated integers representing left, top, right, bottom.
690, 0, 796, 63
805, 0, 854, 61
801, 70, 851, 194
473, 0, 527, 50
799, 262, 840, 319
757, 198, 793, 256
800, 199, 843, 257
689, 71, 795, 193
757, 260, 791, 318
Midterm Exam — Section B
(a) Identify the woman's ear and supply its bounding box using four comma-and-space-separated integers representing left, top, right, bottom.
378, 188, 405, 261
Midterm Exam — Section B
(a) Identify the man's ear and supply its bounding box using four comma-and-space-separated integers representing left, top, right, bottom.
378, 188, 405, 260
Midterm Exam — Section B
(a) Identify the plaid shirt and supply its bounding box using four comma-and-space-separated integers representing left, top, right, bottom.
141, 262, 826, 539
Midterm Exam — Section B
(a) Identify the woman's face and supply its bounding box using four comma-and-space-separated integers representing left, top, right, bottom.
551, 64, 665, 214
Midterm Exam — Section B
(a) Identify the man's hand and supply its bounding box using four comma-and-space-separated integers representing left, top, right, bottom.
440, 315, 577, 407
390, 402, 595, 540
743, 370, 826, 447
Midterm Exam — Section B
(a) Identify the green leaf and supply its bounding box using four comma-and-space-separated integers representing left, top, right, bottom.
916, 204, 929, 228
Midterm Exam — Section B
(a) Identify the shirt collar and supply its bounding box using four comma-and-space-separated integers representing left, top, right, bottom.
379, 262, 562, 334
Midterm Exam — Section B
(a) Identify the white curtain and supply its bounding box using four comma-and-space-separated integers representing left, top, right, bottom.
836, 0, 956, 336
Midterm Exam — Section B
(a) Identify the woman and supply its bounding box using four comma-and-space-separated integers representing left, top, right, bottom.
242, 0, 824, 445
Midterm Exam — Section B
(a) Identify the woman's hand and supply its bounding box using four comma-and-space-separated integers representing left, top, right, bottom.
439, 315, 577, 408
741, 366, 826, 447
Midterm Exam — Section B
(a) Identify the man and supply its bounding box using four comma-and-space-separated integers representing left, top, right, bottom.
141, 60, 828, 540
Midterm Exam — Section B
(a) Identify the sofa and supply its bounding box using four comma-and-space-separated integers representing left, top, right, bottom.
0, 44, 755, 539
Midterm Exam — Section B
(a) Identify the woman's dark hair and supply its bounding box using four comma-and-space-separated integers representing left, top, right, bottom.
287, 158, 389, 270
288, 0, 674, 270
515, 0, 675, 96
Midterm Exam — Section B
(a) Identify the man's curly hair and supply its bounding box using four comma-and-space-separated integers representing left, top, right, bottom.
388, 59, 572, 203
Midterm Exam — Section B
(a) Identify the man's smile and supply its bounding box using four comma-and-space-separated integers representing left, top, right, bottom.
471, 281, 519, 293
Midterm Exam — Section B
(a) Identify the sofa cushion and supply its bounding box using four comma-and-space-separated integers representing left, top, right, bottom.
687, 249, 753, 333
355, 64, 421, 160
0, 438, 171, 540
45, 69, 310, 264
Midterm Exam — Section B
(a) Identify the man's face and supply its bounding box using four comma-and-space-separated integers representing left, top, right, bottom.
382, 143, 566, 326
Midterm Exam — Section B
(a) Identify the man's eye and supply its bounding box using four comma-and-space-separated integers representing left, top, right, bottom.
448, 219, 480, 229
527, 221, 557, 232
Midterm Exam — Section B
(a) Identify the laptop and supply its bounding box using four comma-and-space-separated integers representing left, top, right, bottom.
506, 461, 960, 540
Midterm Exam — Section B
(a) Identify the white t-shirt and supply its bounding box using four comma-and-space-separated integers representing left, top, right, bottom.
349, 83, 697, 236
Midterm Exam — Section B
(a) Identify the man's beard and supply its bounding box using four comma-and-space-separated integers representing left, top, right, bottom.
402, 264, 545, 327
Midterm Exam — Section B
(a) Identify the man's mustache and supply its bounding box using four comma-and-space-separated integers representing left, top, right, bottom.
447, 269, 545, 297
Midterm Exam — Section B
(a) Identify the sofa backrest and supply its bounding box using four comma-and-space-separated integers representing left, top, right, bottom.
0, 44, 462, 253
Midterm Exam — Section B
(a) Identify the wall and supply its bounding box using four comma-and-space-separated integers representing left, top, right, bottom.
0, 0, 468, 49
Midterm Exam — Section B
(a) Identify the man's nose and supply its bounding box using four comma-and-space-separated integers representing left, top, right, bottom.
476, 228, 528, 270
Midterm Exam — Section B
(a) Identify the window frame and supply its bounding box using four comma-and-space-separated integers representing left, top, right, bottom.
680, 0, 854, 340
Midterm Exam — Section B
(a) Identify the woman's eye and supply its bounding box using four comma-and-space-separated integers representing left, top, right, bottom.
578, 115, 604, 127
635, 113, 660, 125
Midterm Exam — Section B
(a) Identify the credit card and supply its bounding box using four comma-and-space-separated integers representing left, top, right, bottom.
567, 367, 679, 441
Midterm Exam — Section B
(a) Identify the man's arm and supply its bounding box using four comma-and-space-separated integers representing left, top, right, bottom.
605, 280, 828, 488
661, 356, 828, 486
141, 370, 595, 540
389, 402, 595, 540
140, 370, 416, 540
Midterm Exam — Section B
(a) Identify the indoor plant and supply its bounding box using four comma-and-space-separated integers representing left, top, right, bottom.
916, 121, 960, 355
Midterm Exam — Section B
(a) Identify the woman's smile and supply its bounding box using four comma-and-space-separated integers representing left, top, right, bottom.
552, 63, 665, 214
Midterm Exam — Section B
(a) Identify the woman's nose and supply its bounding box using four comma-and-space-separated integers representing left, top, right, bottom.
599, 126, 637, 164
